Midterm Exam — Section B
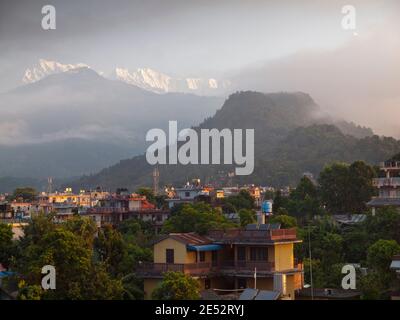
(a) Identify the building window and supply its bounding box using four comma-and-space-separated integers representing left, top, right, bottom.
250, 247, 268, 261
199, 251, 205, 262
185, 191, 190, 198
238, 246, 246, 261
238, 278, 247, 289
166, 249, 174, 264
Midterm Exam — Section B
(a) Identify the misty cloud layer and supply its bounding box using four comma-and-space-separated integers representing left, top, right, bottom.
0, 0, 399, 141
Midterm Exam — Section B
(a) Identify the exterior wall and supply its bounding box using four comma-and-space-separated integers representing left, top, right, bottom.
246, 277, 273, 291
176, 190, 200, 200
154, 238, 187, 264
184, 249, 213, 263
294, 268, 304, 290
274, 243, 294, 271
285, 274, 295, 299
153, 238, 214, 264
129, 200, 141, 210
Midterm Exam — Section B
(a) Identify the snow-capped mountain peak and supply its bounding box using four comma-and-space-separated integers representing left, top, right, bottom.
114, 67, 231, 95
22, 59, 90, 84
22, 59, 231, 96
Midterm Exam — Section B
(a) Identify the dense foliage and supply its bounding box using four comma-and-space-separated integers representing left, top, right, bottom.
152, 271, 200, 300
162, 202, 234, 235
2, 214, 156, 300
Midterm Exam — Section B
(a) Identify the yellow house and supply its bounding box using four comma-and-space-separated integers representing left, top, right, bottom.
140, 228, 303, 300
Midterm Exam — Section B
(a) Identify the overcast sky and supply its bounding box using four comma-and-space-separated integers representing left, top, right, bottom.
0, 0, 399, 135
0, 0, 392, 77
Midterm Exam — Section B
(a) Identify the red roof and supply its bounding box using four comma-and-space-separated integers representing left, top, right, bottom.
156, 232, 212, 246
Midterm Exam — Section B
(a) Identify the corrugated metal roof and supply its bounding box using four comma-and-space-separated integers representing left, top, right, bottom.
254, 290, 280, 300
333, 214, 366, 225
367, 198, 400, 207
238, 288, 258, 300
239, 288, 280, 300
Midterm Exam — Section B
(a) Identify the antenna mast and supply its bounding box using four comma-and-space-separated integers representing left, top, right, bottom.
152, 167, 159, 196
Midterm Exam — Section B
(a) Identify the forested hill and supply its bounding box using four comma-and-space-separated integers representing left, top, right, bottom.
69, 91, 399, 190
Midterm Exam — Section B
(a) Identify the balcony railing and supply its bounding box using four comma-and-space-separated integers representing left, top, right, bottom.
87, 207, 130, 214
137, 260, 285, 276
137, 262, 209, 276
380, 161, 400, 169
216, 260, 275, 272
373, 177, 400, 188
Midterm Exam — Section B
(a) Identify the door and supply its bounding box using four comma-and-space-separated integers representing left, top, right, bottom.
166, 249, 174, 264
238, 246, 246, 261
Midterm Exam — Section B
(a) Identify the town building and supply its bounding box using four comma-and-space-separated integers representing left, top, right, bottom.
367, 159, 400, 214
165, 184, 207, 209
84, 193, 168, 231
139, 226, 303, 300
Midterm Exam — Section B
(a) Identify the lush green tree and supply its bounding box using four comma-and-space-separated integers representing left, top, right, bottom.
364, 207, 400, 244
342, 227, 369, 263
319, 161, 376, 214
0, 223, 13, 267
20, 212, 55, 245
118, 218, 155, 246
136, 187, 156, 204
152, 271, 200, 300
95, 224, 126, 276
285, 176, 324, 222
10, 187, 37, 202
238, 209, 256, 227
296, 219, 344, 288
121, 273, 145, 300
116, 218, 154, 281
303, 258, 325, 288
268, 215, 297, 229
275, 207, 289, 216
318, 232, 344, 268
348, 161, 376, 213
223, 190, 254, 211
360, 272, 388, 300
17, 283, 43, 300
16, 215, 124, 300
324, 263, 345, 288
319, 163, 351, 214
272, 190, 289, 214
64, 215, 97, 248
162, 202, 233, 235
358, 239, 400, 299
367, 239, 400, 273
290, 176, 318, 201
342, 207, 400, 264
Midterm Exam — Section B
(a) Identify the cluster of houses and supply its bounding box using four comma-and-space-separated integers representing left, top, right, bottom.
1, 158, 400, 300
0, 182, 269, 237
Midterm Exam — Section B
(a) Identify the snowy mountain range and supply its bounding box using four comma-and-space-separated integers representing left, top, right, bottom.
22, 59, 91, 84
1, 66, 223, 178
22, 59, 231, 96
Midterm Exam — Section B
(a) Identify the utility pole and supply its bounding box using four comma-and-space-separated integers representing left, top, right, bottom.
153, 167, 159, 196
47, 177, 53, 194
254, 267, 257, 289
308, 225, 314, 300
